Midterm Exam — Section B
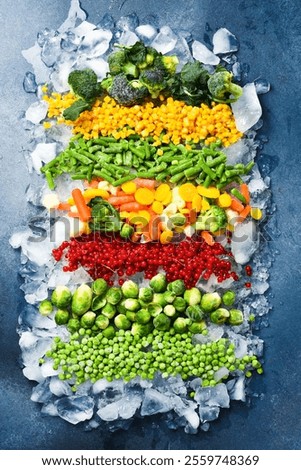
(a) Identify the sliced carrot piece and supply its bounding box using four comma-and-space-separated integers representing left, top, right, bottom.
230, 197, 245, 213
108, 195, 135, 206
71, 188, 91, 222
133, 178, 156, 189
119, 202, 146, 212
201, 230, 215, 246
179, 183, 198, 202
155, 183, 171, 202
135, 187, 155, 205
57, 202, 71, 211
240, 183, 250, 204
237, 205, 251, 222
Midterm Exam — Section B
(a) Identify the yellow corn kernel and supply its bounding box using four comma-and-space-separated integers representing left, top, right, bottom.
218, 193, 232, 208
121, 181, 137, 194
250, 207, 263, 220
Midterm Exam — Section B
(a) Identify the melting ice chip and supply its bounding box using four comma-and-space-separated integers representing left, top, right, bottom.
151, 26, 178, 54
231, 83, 262, 133
58, 0, 86, 33
231, 219, 259, 265
136, 24, 157, 41
140, 388, 173, 415
56, 396, 94, 424
25, 101, 48, 125
50, 377, 72, 396
19, 331, 53, 367
212, 28, 239, 54
79, 28, 113, 58
22, 43, 50, 84
118, 30, 140, 46
31, 143, 57, 173
191, 40, 220, 65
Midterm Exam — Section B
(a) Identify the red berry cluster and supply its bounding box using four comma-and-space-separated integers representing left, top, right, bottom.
52, 233, 238, 289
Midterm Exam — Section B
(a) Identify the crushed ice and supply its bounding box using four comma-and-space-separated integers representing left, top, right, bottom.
11, 1, 275, 433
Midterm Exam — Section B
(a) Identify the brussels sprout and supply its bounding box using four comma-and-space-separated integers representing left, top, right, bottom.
222, 290, 236, 306
188, 320, 207, 334
54, 309, 70, 325
138, 287, 154, 304
67, 317, 81, 332
173, 296, 187, 313
80, 311, 96, 328
149, 273, 167, 293
106, 287, 123, 305
200, 292, 222, 312
167, 279, 186, 296
184, 287, 202, 306
51, 285, 72, 308
120, 222, 134, 239
185, 305, 204, 321
102, 325, 116, 339
121, 280, 139, 298
39, 300, 53, 316
92, 295, 107, 311
229, 309, 244, 325
153, 313, 171, 331
210, 308, 230, 324
95, 314, 110, 330
71, 284, 92, 316
173, 317, 189, 333
124, 298, 141, 312
116, 299, 127, 314
163, 290, 176, 304
170, 213, 186, 227
147, 303, 163, 317
136, 308, 152, 325
92, 278, 108, 296
125, 310, 137, 322
163, 304, 176, 317
101, 303, 116, 319
114, 314, 131, 330
152, 293, 167, 307
131, 322, 153, 337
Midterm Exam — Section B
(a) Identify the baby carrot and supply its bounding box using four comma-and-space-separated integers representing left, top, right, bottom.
71, 188, 91, 222
119, 202, 146, 212
240, 183, 250, 204
108, 195, 135, 206
230, 197, 245, 213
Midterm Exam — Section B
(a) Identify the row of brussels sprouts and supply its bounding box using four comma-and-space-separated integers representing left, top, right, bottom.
39, 273, 244, 337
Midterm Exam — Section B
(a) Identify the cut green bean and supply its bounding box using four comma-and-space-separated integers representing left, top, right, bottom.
112, 174, 136, 187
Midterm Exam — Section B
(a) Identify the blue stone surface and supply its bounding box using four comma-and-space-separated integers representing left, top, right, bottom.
0, 0, 301, 450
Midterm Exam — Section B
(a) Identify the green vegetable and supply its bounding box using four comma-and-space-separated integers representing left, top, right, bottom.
173, 317, 189, 333
101, 74, 149, 107
88, 197, 121, 232
163, 304, 176, 317
136, 308, 152, 325
92, 278, 108, 296
167, 279, 186, 296
125, 310, 137, 322
152, 293, 167, 307
166, 60, 210, 106
91, 295, 107, 311
71, 284, 92, 316
121, 280, 139, 299
139, 67, 167, 99
201, 292, 222, 312
120, 223, 134, 239
54, 309, 70, 325
153, 313, 171, 331
149, 273, 167, 293
170, 213, 186, 227
207, 71, 242, 103
131, 322, 153, 337
67, 317, 81, 333
229, 309, 244, 325
163, 290, 176, 304
101, 303, 116, 319
95, 314, 110, 330
195, 205, 227, 233
124, 298, 141, 312
51, 286, 72, 309
80, 311, 96, 328
108, 49, 138, 77
185, 305, 204, 322
39, 300, 53, 316
222, 290, 236, 306
102, 325, 116, 339
63, 99, 92, 121
210, 308, 230, 324
172, 296, 187, 313
188, 320, 206, 334
106, 287, 123, 305
114, 314, 131, 330
184, 287, 202, 306
138, 287, 154, 304
147, 303, 163, 317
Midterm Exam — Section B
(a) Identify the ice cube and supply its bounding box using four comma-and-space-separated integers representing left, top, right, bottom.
135, 24, 157, 42
73, 21, 97, 38
58, 0, 87, 33
50, 377, 72, 396
151, 26, 178, 54
172, 36, 193, 70
223, 138, 255, 166
213, 28, 239, 54
140, 388, 173, 415
118, 394, 142, 420
18, 304, 55, 330
41, 402, 59, 417
251, 279, 269, 295
76, 57, 109, 80
41, 361, 59, 378
254, 78, 270, 94
22, 43, 50, 84
79, 28, 112, 57
214, 367, 229, 382
231, 83, 262, 133
116, 14, 139, 32
23, 72, 38, 93
192, 40, 220, 65
56, 396, 94, 424
97, 401, 119, 421
25, 101, 48, 125
118, 30, 139, 46
227, 331, 248, 358
50, 61, 75, 93
231, 219, 259, 265
19, 331, 53, 367
199, 405, 220, 422
195, 383, 230, 408
23, 364, 44, 383
31, 379, 52, 403
41, 36, 61, 67
31, 143, 57, 173
97, 13, 115, 31
60, 31, 78, 52
227, 376, 246, 401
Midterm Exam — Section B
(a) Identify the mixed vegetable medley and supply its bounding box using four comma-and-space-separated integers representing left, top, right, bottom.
13, 2, 271, 433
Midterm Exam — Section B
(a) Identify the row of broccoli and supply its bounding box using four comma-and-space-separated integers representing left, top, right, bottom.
63, 41, 243, 120
39, 274, 245, 338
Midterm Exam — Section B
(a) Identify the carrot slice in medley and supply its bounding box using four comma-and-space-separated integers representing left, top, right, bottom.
240, 183, 250, 204
133, 178, 156, 189
230, 197, 245, 213
237, 205, 251, 222
71, 188, 91, 222
119, 202, 146, 212
135, 187, 155, 205
201, 230, 215, 246
108, 195, 135, 205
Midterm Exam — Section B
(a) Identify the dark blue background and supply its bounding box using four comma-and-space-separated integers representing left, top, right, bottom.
1, 0, 301, 450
